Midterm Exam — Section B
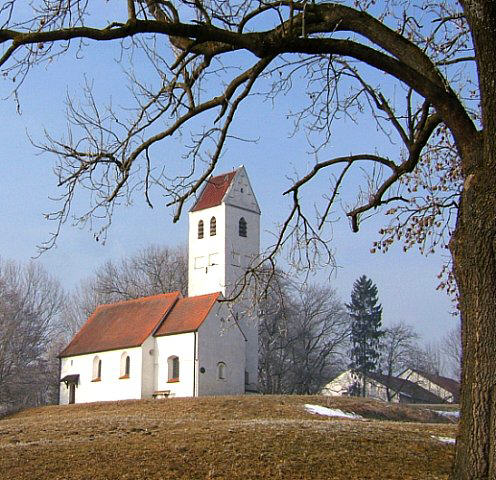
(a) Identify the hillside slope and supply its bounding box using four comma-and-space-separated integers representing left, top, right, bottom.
0, 395, 457, 480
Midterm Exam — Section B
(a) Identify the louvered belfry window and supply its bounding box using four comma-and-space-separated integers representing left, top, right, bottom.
210, 217, 217, 236
239, 217, 247, 237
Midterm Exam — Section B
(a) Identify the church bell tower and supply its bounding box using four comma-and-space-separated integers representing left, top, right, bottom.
188, 166, 260, 392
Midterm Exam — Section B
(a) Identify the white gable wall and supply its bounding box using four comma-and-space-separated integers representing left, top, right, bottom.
399, 369, 454, 402
59, 346, 143, 404
197, 303, 245, 396
154, 332, 196, 397
223, 167, 260, 392
321, 370, 397, 403
224, 202, 259, 392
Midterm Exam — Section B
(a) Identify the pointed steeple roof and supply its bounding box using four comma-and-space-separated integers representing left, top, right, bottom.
190, 170, 237, 212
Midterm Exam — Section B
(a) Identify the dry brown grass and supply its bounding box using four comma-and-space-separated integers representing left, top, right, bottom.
0, 395, 457, 479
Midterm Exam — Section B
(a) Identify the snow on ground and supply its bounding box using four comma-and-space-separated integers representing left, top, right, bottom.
433, 410, 460, 419
432, 435, 456, 445
304, 404, 363, 420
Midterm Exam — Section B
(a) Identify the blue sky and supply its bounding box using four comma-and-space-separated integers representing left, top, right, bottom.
0, 4, 458, 346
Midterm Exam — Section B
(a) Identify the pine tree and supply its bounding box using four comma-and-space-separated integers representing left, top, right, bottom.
347, 275, 384, 397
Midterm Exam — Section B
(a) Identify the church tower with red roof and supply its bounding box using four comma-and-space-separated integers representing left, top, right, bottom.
188, 166, 260, 391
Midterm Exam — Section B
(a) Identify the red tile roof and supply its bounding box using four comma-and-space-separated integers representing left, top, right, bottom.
190, 171, 236, 212
59, 292, 181, 357
154, 292, 220, 336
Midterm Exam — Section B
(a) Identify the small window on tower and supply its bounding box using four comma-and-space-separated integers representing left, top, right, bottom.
239, 217, 247, 237
210, 216, 217, 236
198, 220, 204, 239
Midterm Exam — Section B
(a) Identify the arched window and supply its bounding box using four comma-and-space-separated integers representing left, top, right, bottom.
120, 352, 130, 378
210, 216, 216, 236
198, 220, 204, 239
217, 362, 226, 380
92, 356, 102, 381
239, 217, 247, 237
168, 355, 180, 382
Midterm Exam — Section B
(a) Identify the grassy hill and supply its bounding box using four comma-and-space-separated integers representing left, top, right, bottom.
0, 395, 457, 480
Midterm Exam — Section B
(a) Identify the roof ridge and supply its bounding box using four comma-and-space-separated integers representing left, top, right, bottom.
185, 291, 222, 300
208, 167, 241, 180
95, 291, 182, 309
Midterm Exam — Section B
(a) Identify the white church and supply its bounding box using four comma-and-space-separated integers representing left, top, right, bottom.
59, 166, 260, 404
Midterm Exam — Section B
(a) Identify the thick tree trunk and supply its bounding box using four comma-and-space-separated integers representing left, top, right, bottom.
450, 162, 496, 479
449, 3, 496, 479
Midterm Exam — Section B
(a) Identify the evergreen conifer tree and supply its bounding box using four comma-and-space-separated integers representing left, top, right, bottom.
347, 275, 384, 397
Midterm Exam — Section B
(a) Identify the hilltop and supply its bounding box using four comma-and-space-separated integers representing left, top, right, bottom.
0, 395, 457, 480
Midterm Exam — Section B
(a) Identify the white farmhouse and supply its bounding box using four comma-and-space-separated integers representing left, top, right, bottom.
59, 166, 260, 404
398, 368, 460, 403
321, 369, 446, 404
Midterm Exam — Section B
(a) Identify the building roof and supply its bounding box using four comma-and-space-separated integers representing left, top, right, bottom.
368, 372, 444, 404
190, 170, 237, 212
59, 292, 181, 357
154, 292, 220, 336
408, 369, 460, 402
60, 374, 80, 384
59, 291, 222, 358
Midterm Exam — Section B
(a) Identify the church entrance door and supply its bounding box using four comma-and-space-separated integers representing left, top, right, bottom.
69, 384, 75, 404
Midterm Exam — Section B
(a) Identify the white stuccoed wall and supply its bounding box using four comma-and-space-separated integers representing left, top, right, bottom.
188, 204, 226, 297
321, 371, 393, 402
154, 332, 196, 397
197, 303, 245, 396
223, 168, 260, 392
398, 369, 454, 402
59, 346, 143, 404
140, 336, 156, 398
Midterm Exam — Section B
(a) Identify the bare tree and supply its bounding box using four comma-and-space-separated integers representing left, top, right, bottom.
1, 1, 495, 477
380, 322, 419, 401
0, 259, 63, 411
406, 341, 446, 377
443, 323, 462, 380
287, 283, 349, 394
94, 244, 188, 300
61, 244, 187, 338
259, 274, 349, 394
258, 272, 294, 395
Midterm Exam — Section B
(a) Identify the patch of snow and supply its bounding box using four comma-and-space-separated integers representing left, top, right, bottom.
304, 404, 363, 420
432, 435, 456, 445
433, 410, 460, 419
